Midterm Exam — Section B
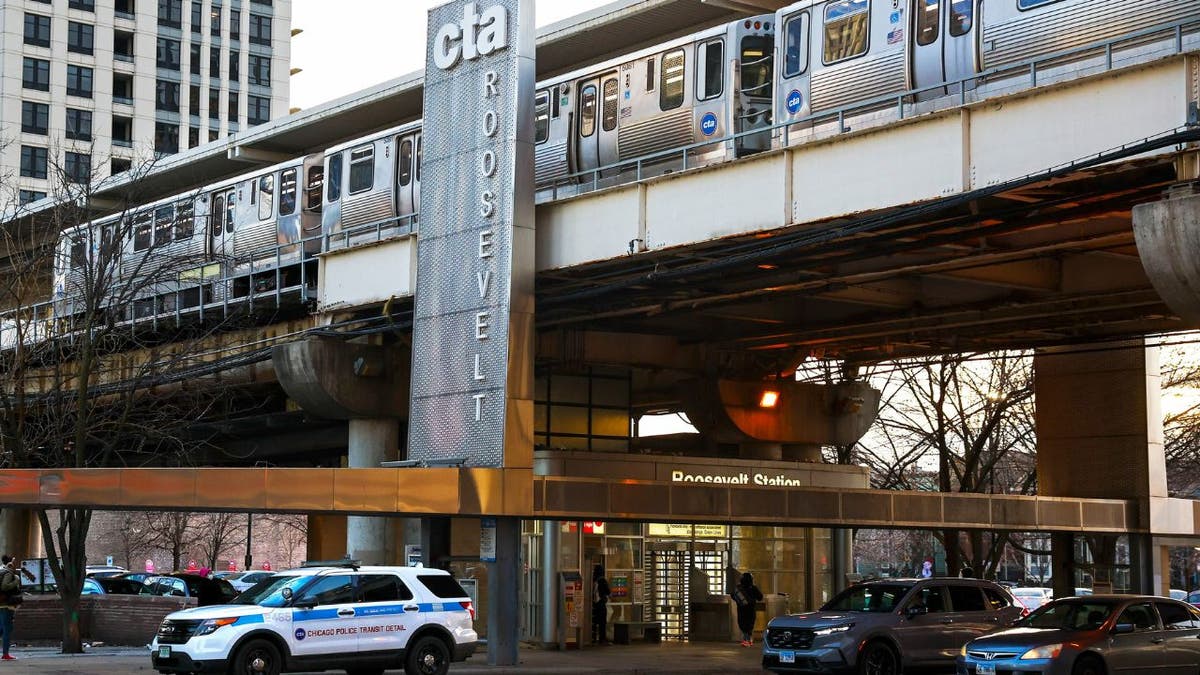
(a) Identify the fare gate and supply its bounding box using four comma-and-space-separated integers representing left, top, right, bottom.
646, 543, 726, 640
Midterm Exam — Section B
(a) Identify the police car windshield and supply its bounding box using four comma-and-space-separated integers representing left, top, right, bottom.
231, 574, 308, 607
821, 583, 912, 612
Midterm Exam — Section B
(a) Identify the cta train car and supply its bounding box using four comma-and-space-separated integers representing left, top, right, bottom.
534, 14, 775, 187
320, 121, 423, 248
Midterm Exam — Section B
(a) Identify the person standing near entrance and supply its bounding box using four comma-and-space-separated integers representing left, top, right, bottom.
732, 571, 763, 647
0, 555, 30, 660
592, 564, 611, 645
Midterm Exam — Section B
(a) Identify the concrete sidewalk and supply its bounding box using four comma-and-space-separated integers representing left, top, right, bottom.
0, 641, 769, 674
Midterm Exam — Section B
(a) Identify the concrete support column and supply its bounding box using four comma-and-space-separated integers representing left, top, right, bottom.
1049, 531, 1074, 600
0, 509, 39, 559
1129, 534, 1156, 595
541, 520, 560, 647
421, 517, 451, 569
832, 528, 852, 593
347, 418, 399, 565
487, 517, 520, 666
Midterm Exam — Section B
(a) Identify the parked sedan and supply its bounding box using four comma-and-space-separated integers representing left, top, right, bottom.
139, 573, 238, 606
1010, 587, 1054, 611
957, 595, 1200, 675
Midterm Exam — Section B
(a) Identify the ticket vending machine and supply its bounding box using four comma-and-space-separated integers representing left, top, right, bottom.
559, 571, 582, 649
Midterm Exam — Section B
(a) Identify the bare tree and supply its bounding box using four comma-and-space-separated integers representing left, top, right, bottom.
1161, 345, 1200, 496
140, 512, 197, 572
194, 512, 245, 571
259, 513, 308, 568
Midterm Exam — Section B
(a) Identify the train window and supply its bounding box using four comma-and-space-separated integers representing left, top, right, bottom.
415, 136, 421, 182
916, 0, 938, 46
551, 85, 560, 118
69, 237, 86, 270
1017, 0, 1064, 9
697, 39, 723, 101
740, 37, 772, 98
154, 205, 175, 246
225, 191, 235, 233
348, 145, 374, 194
398, 139, 413, 187
305, 166, 323, 211
602, 78, 618, 132
211, 193, 225, 237
133, 212, 153, 251
659, 49, 685, 111
949, 0, 972, 35
327, 152, 343, 202
823, 0, 869, 64
645, 58, 655, 92
579, 84, 597, 138
175, 199, 194, 239
259, 173, 274, 221
783, 12, 810, 78
534, 91, 550, 144
279, 169, 297, 216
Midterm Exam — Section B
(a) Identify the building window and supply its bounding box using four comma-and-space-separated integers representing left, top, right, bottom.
20, 146, 48, 179
112, 115, 133, 146
190, 1, 201, 33
18, 190, 47, 206
248, 94, 270, 125
227, 91, 239, 120
155, 122, 179, 154
159, 0, 182, 28
113, 73, 134, 102
111, 158, 132, 175
21, 102, 49, 135
156, 80, 180, 111
24, 13, 51, 48
68, 0, 95, 10
23, 58, 50, 91
210, 46, 220, 76
115, 0, 135, 17
209, 89, 220, 119
249, 54, 270, 86
114, 30, 135, 60
66, 108, 93, 141
211, 5, 222, 36
229, 9, 240, 39
67, 22, 95, 54
64, 152, 91, 184
209, 128, 219, 142
67, 65, 94, 97
249, 14, 271, 45
189, 84, 201, 115
188, 126, 200, 147
157, 38, 181, 69
229, 51, 240, 80
190, 43, 202, 74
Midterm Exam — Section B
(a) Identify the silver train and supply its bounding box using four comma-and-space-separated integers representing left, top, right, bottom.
46, 1, 1199, 322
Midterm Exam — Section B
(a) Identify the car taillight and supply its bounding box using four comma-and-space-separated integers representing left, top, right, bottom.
461, 600, 476, 620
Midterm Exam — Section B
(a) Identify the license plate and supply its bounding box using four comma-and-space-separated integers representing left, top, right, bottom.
976, 663, 995, 675
157, 646, 171, 659
780, 650, 795, 664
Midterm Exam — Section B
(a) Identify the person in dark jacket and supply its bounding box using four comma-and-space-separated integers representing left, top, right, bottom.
732, 571, 763, 647
592, 564, 611, 644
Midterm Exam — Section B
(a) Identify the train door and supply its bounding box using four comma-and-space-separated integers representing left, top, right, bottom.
736, 27, 774, 155
208, 187, 235, 259
575, 73, 619, 177
911, 0, 978, 98
395, 133, 417, 228
776, 9, 812, 143
694, 37, 726, 156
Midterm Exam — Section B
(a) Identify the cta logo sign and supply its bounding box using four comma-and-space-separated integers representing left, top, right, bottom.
294, 628, 306, 641
786, 89, 803, 114
433, 2, 509, 70
700, 112, 718, 136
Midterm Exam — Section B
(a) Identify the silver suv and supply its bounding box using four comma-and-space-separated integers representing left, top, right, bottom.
762, 577, 1022, 674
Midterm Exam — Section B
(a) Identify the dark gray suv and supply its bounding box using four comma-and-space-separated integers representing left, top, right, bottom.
762, 577, 1022, 675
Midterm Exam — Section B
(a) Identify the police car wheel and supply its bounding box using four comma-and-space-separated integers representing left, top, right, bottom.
231, 638, 282, 675
404, 635, 450, 675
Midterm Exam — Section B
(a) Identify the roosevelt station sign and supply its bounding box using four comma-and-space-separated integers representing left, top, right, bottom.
408, 0, 536, 468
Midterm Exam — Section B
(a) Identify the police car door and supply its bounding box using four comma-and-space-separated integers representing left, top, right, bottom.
288, 573, 360, 658
356, 573, 423, 656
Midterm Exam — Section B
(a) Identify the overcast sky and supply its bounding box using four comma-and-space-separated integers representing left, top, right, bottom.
290, 1, 612, 111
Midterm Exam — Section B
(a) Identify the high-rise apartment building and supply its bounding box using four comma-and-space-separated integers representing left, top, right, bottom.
0, 0, 292, 204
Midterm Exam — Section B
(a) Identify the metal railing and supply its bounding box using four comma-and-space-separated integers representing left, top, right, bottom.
535, 14, 1200, 202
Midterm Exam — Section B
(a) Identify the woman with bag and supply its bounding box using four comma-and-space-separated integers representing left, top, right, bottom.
0, 555, 27, 660
732, 571, 763, 647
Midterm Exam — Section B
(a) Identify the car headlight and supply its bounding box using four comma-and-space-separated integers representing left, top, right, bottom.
813, 624, 853, 636
961, 644, 968, 657
194, 617, 238, 636
1019, 643, 1062, 660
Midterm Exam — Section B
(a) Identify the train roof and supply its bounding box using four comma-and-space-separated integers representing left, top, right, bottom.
323, 120, 423, 156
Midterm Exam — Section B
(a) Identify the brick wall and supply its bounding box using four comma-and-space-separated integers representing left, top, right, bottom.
16, 594, 196, 646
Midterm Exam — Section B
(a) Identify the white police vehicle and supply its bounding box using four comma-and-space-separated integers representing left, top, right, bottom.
150, 561, 477, 675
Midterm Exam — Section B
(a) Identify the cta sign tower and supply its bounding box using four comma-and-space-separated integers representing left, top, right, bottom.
409, 0, 535, 470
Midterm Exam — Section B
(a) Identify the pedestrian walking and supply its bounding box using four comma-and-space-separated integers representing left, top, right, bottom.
592, 564, 611, 645
731, 571, 762, 647
0, 555, 30, 660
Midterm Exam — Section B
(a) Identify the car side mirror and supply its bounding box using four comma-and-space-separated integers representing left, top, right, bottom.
906, 605, 928, 617
1112, 623, 1135, 635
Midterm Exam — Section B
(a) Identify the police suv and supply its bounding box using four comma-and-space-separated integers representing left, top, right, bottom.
150, 562, 477, 675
